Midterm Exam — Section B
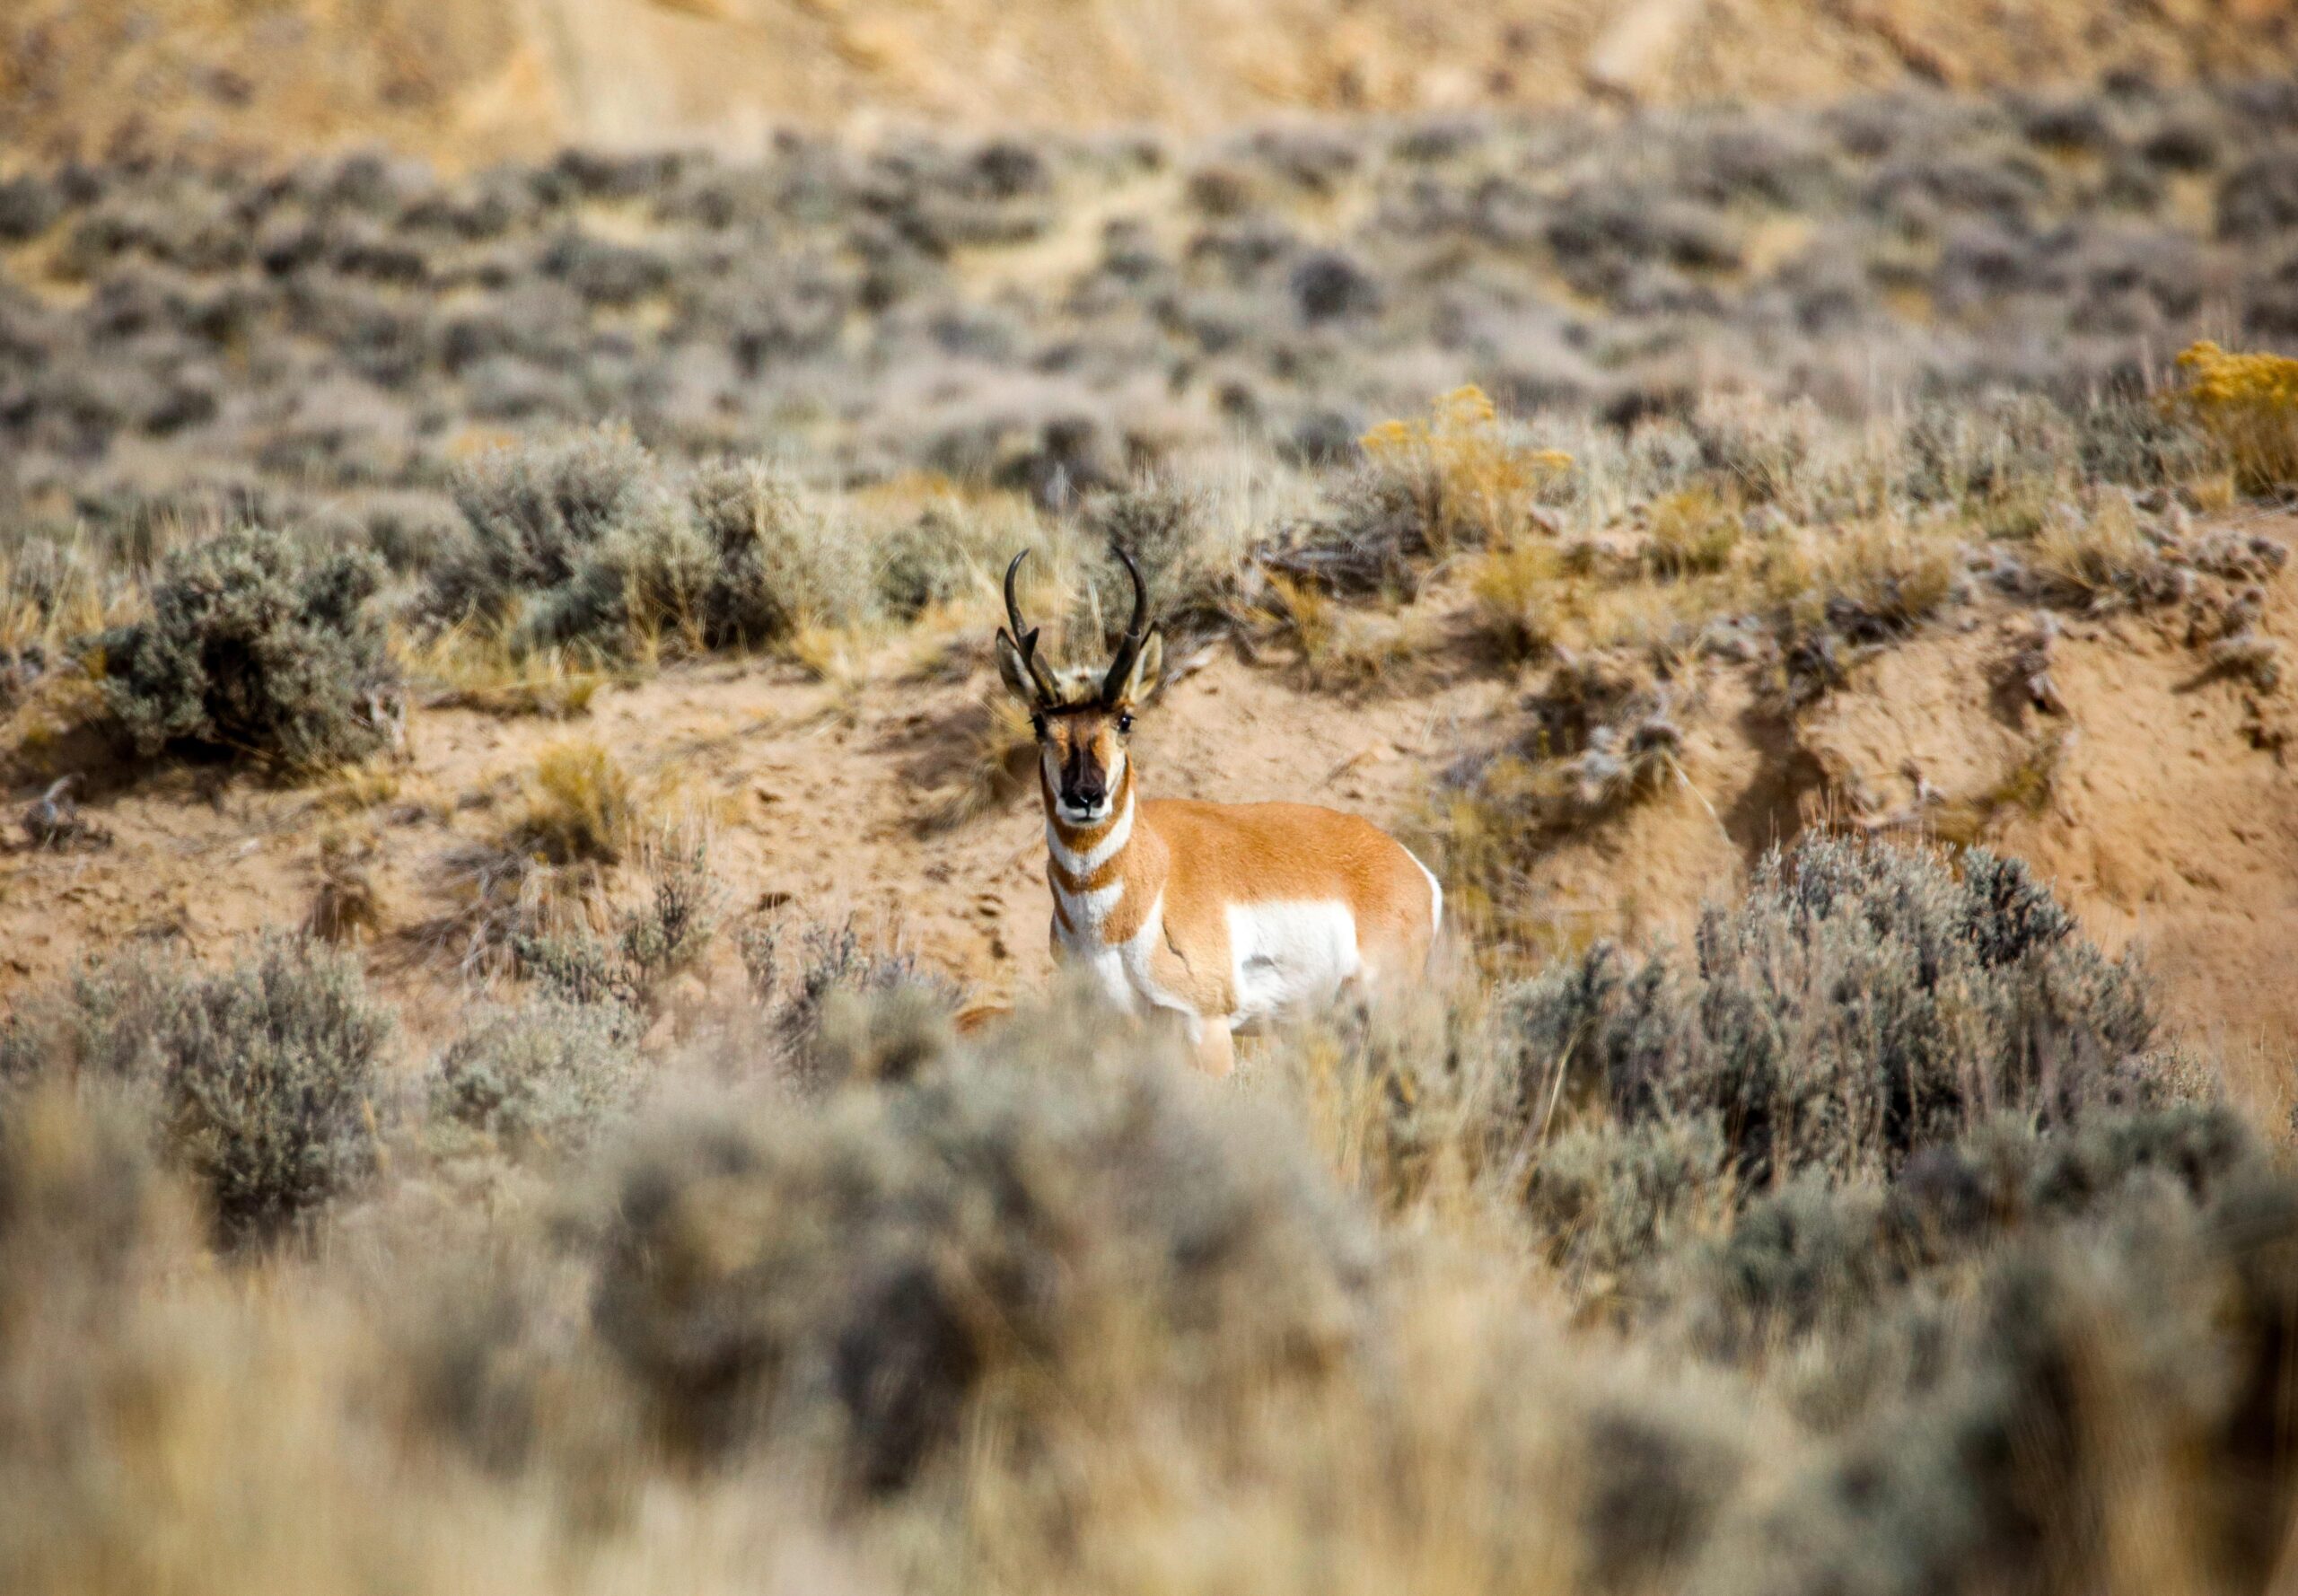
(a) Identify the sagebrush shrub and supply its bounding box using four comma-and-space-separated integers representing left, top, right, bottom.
740, 917, 966, 1077
1501, 837, 2162, 1190
430, 999, 645, 1154
0, 938, 392, 1243
424, 429, 676, 654
1699, 1115, 2298, 1596
425, 436, 864, 657
684, 459, 867, 643
508, 838, 722, 1010
873, 506, 983, 621
1678, 1102, 2261, 1369
1079, 483, 1241, 646
158, 937, 392, 1241
89, 526, 396, 771
592, 993, 1373, 1488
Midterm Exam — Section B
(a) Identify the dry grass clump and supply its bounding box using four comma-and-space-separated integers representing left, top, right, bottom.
1469, 535, 1568, 661
402, 626, 609, 718
2174, 339, 2298, 496
1766, 517, 1964, 641
0, 531, 129, 666
429, 746, 704, 979
1265, 572, 1430, 688
1643, 486, 1743, 578
0, 936, 392, 1245
2017, 495, 2168, 608
507, 737, 645, 865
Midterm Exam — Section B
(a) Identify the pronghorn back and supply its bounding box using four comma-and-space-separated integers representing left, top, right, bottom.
1142, 798, 1440, 1013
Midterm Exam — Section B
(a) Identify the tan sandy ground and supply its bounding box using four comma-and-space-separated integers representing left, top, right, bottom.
4, 0, 2294, 166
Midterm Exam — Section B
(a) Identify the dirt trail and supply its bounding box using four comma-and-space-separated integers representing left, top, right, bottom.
4, 518, 2294, 1069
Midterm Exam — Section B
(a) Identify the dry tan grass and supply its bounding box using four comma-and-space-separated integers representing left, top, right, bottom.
1760, 515, 1963, 632
916, 691, 1038, 835
1643, 487, 1743, 579
1267, 574, 1432, 688
2025, 496, 2158, 604
400, 627, 611, 720
511, 738, 649, 866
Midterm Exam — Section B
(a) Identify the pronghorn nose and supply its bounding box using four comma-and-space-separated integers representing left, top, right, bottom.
1062, 753, 1107, 809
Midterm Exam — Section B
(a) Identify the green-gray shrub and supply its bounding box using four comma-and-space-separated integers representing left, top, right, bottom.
422, 428, 662, 642
430, 999, 646, 1154
1079, 483, 1240, 645
591, 993, 1373, 1490
873, 506, 983, 621
1501, 837, 2162, 1192
89, 526, 396, 771
1697, 1121, 2298, 1596
1680, 1102, 2259, 1363
683, 458, 868, 642
0, 938, 392, 1243
422, 436, 864, 656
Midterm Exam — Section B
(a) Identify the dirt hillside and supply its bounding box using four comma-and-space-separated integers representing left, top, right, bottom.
4, 0, 2294, 165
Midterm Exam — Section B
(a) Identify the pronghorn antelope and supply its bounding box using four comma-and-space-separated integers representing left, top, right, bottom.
996, 547, 1443, 1075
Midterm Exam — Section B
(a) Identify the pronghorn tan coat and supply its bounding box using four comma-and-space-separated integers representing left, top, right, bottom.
1000, 548, 1442, 1075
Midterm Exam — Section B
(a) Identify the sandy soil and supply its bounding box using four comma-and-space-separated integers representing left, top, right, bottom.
6, 0, 2294, 165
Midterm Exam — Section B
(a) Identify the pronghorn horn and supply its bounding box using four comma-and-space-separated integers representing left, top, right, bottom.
1002, 549, 1062, 705
1101, 543, 1151, 704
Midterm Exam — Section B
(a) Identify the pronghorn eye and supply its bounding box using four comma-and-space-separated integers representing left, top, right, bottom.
1030, 714, 1048, 739
1117, 712, 1135, 734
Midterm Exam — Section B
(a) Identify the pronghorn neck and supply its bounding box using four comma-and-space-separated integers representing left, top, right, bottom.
1041, 763, 1164, 944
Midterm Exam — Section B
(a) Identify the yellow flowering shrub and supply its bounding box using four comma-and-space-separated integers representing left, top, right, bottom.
1361, 385, 1574, 549
2173, 340, 2298, 495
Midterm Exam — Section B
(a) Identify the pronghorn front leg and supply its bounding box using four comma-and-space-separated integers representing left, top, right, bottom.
1192, 1016, 1235, 1078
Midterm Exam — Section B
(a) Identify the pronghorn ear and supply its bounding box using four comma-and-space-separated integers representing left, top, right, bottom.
1120, 626, 1164, 704
995, 628, 1040, 706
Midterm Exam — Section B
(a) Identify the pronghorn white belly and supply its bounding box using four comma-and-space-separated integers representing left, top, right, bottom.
1225, 899, 1361, 1025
